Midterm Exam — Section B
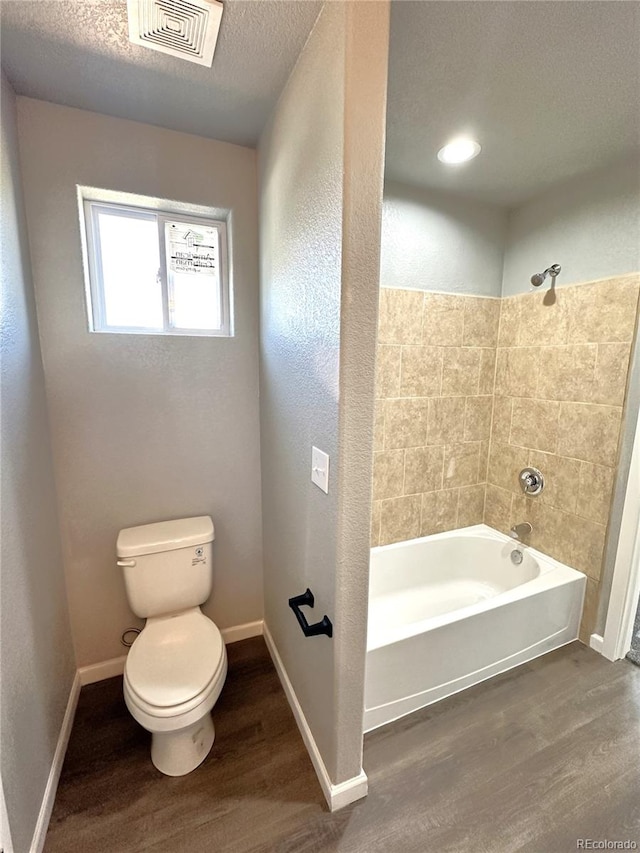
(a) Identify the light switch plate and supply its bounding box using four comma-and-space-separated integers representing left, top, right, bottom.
311, 446, 330, 494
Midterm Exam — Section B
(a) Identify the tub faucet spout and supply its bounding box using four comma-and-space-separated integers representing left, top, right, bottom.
510, 522, 532, 541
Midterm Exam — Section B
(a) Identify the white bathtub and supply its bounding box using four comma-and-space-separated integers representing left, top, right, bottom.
364, 524, 586, 732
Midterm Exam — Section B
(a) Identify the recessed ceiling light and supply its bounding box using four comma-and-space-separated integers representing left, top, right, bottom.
437, 137, 481, 164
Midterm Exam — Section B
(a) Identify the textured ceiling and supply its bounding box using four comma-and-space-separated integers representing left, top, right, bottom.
386, 1, 640, 207
0, 0, 322, 147
3, 0, 638, 199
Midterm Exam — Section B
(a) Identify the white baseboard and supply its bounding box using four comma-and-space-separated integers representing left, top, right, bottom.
1, 771, 14, 853
79, 655, 128, 686
262, 622, 368, 812
78, 619, 264, 686
590, 633, 605, 654
30, 672, 81, 853
221, 619, 263, 644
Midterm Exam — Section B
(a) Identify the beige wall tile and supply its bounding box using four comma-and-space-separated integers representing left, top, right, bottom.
378, 287, 424, 345
510, 398, 560, 453
494, 348, 507, 394
510, 495, 573, 568
380, 495, 421, 545
576, 461, 615, 525
592, 343, 632, 406
528, 450, 581, 515
423, 293, 465, 346
372, 449, 405, 500
566, 515, 606, 580
400, 346, 442, 397
427, 396, 466, 445
441, 347, 481, 396
404, 445, 444, 495
516, 289, 569, 346
478, 440, 490, 482
487, 440, 529, 492
484, 483, 512, 534
444, 442, 481, 488
457, 484, 486, 528
510, 494, 605, 579
373, 275, 639, 558
567, 276, 640, 344
491, 396, 513, 443
478, 347, 497, 395
536, 344, 597, 402
557, 402, 621, 466
464, 396, 493, 442
497, 296, 521, 348
371, 500, 381, 547
375, 345, 402, 398
385, 398, 429, 449
373, 402, 385, 452
463, 297, 500, 347
494, 347, 540, 398
421, 489, 458, 536
531, 499, 573, 565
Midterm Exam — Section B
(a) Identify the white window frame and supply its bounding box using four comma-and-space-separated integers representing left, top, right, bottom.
82, 198, 231, 337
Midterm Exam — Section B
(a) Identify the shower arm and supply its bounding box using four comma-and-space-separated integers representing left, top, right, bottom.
530, 264, 561, 287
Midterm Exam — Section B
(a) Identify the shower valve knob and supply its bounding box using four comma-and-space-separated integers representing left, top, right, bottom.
519, 467, 544, 496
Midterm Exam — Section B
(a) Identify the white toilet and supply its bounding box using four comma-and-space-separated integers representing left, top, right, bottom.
117, 516, 227, 777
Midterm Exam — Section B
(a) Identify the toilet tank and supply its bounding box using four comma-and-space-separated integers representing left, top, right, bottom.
117, 516, 214, 618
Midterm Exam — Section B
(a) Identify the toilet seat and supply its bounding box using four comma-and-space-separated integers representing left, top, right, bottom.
125, 609, 225, 715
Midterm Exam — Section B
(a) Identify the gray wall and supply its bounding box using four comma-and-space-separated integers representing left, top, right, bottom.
1, 73, 75, 853
503, 155, 640, 295
381, 180, 507, 296
383, 156, 640, 299
258, 0, 389, 784
17, 97, 263, 667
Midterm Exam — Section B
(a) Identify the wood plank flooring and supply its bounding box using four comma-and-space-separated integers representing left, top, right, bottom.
45, 639, 640, 853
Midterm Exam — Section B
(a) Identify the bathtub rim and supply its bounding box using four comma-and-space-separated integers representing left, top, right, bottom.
368, 523, 586, 651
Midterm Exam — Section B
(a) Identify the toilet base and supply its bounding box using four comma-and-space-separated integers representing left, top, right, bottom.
150, 713, 215, 776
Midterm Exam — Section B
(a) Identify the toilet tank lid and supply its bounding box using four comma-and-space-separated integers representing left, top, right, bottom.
117, 516, 214, 558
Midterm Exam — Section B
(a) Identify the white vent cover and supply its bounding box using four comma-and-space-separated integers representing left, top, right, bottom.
127, 0, 223, 67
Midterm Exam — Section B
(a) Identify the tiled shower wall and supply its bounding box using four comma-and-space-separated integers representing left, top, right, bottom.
485, 274, 640, 639
371, 288, 499, 547
372, 275, 639, 642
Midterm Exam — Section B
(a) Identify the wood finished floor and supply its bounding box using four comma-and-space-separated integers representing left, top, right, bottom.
45, 638, 640, 853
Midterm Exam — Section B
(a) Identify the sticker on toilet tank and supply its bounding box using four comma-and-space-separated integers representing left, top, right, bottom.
192, 547, 206, 566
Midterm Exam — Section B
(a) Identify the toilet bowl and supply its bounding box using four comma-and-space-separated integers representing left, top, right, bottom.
117, 516, 227, 776
123, 608, 228, 776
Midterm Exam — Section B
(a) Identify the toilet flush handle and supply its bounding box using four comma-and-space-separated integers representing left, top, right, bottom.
117, 559, 136, 568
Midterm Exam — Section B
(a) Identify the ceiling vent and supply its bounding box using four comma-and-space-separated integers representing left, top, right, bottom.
127, 0, 223, 67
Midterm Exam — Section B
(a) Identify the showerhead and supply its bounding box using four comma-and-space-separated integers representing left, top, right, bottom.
530, 264, 561, 287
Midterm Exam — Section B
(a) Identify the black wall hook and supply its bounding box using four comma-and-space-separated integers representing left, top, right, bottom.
288, 588, 333, 638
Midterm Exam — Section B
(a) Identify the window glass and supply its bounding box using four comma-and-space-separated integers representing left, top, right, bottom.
165, 221, 222, 330
97, 210, 163, 329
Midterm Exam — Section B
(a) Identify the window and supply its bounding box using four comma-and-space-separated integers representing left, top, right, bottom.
81, 197, 231, 336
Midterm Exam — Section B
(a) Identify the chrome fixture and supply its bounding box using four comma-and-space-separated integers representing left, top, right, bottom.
510, 522, 532, 541
530, 264, 561, 287
519, 467, 544, 496
511, 549, 524, 565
